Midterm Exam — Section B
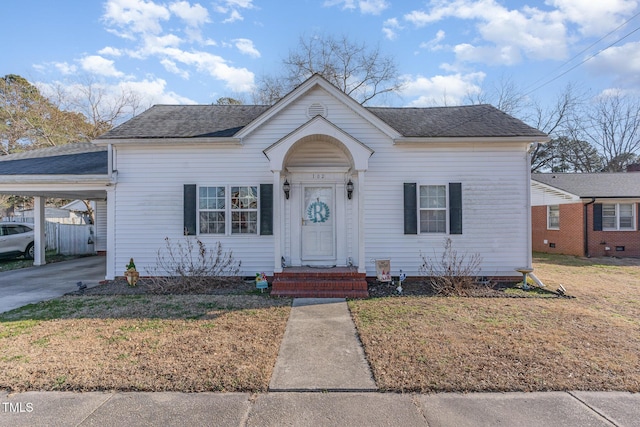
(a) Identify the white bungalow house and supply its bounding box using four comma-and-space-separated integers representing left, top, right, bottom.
0, 74, 547, 297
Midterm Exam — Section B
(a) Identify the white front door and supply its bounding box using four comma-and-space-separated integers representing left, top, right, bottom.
301, 185, 335, 263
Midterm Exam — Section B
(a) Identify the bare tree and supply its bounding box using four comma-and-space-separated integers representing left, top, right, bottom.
583, 91, 640, 172
466, 74, 527, 117
528, 83, 589, 171
50, 75, 145, 139
253, 34, 403, 105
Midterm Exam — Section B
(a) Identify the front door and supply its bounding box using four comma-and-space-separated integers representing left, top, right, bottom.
301, 186, 335, 263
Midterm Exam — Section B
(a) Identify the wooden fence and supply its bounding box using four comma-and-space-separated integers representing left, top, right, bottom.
45, 222, 96, 255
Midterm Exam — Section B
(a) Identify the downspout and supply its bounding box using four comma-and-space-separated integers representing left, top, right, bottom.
583, 198, 596, 257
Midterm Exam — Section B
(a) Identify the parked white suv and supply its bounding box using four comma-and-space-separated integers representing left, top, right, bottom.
0, 222, 35, 260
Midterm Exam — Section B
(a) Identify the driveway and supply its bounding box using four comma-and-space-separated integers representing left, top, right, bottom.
0, 256, 106, 314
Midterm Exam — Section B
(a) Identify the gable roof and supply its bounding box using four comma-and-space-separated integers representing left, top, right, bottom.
532, 173, 640, 198
97, 103, 546, 141
97, 74, 546, 142
0, 143, 107, 175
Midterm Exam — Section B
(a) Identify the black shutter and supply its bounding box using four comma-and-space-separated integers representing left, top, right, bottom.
260, 184, 273, 235
404, 183, 417, 235
449, 182, 462, 235
183, 184, 197, 236
593, 203, 603, 231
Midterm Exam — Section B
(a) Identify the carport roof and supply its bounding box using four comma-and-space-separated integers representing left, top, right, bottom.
0, 143, 107, 175
0, 143, 110, 199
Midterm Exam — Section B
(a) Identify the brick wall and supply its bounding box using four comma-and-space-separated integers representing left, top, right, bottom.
532, 204, 584, 256
532, 203, 640, 257
585, 204, 640, 257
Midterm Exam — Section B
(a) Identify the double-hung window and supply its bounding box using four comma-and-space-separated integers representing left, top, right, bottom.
198, 185, 258, 235
231, 186, 258, 234
547, 205, 560, 229
419, 185, 447, 233
199, 186, 226, 234
603, 203, 635, 231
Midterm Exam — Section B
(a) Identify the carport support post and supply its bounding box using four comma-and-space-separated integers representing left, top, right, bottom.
33, 196, 46, 266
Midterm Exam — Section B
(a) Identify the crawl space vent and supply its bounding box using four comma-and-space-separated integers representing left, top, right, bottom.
307, 103, 327, 118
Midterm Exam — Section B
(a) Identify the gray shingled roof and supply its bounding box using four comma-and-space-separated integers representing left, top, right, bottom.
99, 103, 547, 140
100, 105, 271, 139
368, 104, 547, 138
0, 143, 107, 175
532, 173, 640, 198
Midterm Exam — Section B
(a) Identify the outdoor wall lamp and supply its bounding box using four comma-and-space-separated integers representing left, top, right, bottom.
346, 179, 354, 200
283, 179, 290, 199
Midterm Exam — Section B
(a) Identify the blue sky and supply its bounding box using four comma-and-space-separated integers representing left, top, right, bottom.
2, 0, 640, 112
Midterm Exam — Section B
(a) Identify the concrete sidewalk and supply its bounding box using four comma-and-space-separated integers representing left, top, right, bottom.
1, 390, 638, 426
1, 297, 639, 426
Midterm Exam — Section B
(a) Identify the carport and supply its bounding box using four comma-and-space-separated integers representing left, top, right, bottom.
0, 143, 113, 277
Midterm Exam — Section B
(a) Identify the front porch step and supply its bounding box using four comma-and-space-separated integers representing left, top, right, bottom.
271, 267, 368, 298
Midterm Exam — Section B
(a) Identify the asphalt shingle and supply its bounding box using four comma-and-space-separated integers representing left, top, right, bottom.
98, 104, 547, 140
532, 173, 640, 198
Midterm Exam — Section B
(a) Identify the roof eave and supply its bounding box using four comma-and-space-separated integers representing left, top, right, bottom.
93, 137, 242, 146
0, 175, 112, 185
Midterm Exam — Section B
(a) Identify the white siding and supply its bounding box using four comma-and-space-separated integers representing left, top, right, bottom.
111, 86, 534, 278
112, 144, 274, 277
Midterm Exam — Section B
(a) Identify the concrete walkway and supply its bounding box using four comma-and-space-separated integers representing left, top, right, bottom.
269, 298, 376, 391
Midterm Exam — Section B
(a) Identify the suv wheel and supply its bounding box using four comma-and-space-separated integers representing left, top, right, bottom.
25, 243, 34, 260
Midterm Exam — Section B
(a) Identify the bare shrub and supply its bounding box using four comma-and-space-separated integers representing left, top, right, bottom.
419, 238, 484, 296
147, 237, 242, 294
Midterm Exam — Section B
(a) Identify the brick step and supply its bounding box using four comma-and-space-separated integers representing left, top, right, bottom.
271, 270, 369, 298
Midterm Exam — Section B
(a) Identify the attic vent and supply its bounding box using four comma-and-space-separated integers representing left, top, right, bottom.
307, 103, 327, 118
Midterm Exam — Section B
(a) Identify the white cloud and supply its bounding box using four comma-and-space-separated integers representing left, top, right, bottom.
223, 9, 243, 23
169, 1, 210, 27
160, 47, 255, 92
359, 0, 389, 15
160, 59, 190, 79
549, 0, 638, 36
103, 0, 171, 37
382, 18, 402, 40
233, 38, 260, 58
53, 62, 78, 75
404, 0, 569, 65
123, 78, 197, 104
214, 0, 254, 23
587, 41, 640, 87
324, 0, 389, 15
80, 55, 125, 78
419, 30, 446, 51
400, 72, 486, 106
98, 46, 123, 57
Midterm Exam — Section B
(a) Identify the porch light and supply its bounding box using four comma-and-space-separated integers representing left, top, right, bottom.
283, 179, 291, 199
346, 179, 354, 200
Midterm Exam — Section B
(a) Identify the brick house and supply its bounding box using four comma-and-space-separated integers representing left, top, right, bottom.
531, 173, 640, 257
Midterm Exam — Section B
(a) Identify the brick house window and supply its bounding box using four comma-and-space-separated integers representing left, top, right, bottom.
603, 203, 635, 231
547, 205, 560, 229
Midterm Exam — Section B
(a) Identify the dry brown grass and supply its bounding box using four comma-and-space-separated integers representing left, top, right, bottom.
0, 294, 290, 392
349, 253, 640, 393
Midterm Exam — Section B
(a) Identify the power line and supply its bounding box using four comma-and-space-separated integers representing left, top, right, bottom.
522, 10, 640, 95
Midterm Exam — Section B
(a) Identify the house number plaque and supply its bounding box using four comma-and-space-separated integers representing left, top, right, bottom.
312, 173, 325, 180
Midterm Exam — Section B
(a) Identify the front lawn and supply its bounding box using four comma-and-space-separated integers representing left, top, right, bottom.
349, 253, 640, 392
0, 294, 290, 392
